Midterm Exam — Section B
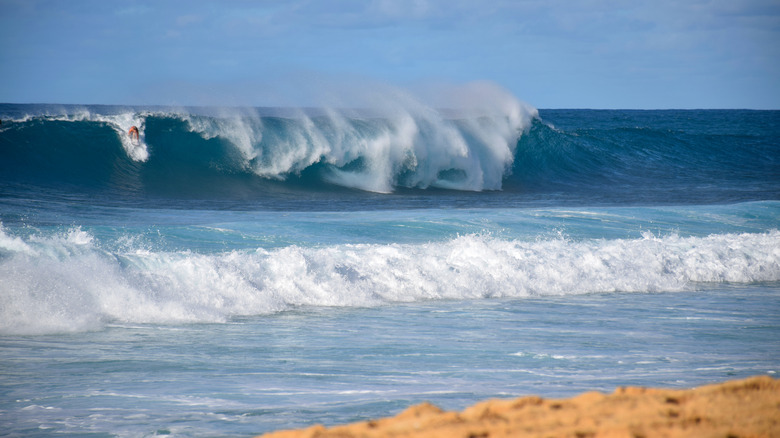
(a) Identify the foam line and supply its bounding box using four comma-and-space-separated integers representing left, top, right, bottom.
1, 226, 777, 335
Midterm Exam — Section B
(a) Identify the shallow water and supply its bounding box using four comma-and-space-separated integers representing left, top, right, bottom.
2, 285, 778, 437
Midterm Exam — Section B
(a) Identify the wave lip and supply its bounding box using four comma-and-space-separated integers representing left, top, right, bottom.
1, 226, 778, 335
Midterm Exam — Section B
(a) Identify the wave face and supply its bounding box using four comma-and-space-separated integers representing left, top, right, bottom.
2, 104, 778, 206
511, 110, 780, 204
2, 223, 778, 335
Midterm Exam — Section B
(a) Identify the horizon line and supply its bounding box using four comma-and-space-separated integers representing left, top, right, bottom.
1, 101, 778, 112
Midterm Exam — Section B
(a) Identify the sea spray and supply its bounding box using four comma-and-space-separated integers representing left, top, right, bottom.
174, 83, 536, 192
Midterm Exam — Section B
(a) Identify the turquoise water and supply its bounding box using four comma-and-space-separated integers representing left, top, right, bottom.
1, 104, 779, 436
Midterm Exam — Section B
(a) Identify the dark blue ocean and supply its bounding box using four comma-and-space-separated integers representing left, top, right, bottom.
1, 99, 779, 437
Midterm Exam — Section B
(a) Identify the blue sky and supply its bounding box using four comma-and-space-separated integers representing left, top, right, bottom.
1, 0, 778, 109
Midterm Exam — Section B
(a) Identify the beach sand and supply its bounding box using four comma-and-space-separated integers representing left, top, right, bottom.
258, 375, 779, 437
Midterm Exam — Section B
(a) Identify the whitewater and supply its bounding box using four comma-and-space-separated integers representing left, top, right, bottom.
1, 91, 779, 436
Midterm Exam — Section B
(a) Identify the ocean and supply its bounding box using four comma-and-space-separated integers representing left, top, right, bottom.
1, 98, 779, 437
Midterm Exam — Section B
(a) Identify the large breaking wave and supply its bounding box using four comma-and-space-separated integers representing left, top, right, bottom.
3, 103, 778, 206
0, 83, 536, 195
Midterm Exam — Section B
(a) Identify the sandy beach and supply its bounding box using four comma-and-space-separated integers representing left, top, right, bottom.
258, 375, 779, 438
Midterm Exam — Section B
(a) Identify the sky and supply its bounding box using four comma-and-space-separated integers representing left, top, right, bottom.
1, 0, 778, 109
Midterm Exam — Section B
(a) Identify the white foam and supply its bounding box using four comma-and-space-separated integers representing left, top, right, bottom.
0, 225, 35, 255
1, 227, 778, 335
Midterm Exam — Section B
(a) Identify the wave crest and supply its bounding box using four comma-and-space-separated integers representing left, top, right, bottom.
174, 84, 536, 192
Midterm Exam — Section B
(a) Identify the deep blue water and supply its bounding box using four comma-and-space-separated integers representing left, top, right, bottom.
1, 102, 779, 437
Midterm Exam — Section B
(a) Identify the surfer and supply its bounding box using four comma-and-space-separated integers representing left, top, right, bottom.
128, 126, 139, 141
